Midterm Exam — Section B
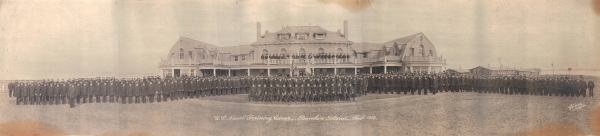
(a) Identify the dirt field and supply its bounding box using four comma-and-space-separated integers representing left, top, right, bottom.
0, 82, 598, 136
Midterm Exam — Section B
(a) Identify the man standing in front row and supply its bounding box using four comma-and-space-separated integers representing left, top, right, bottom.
68, 83, 77, 108
589, 80, 595, 97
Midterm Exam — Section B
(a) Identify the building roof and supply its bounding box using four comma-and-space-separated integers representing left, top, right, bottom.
253, 26, 352, 45
382, 32, 422, 46
177, 36, 219, 49
472, 66, 539, 71
350, 42, 382, 53
219, 44, 254, 55
447, 69, 470, 73
275, 26, 328, 34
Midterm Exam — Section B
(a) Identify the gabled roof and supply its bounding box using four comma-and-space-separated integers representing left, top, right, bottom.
382, 32, 422, 46
253, 26, 351, 45
219, 44, 254, 55
176, 36, 219, 49
471, 66, 518, 71
350, 42, 382, 52
447, 69, 470, 73
275, 26, 328, 34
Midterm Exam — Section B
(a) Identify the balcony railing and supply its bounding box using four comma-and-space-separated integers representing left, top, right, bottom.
161, 55, 445, 67
404, 56, 443, 63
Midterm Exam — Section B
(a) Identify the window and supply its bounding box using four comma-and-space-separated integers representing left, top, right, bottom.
410, 48, 414, 56
315, 34, 325, 39
363, 53, 368, 58
234, 56, 238, 61
179, 48, 184, 59
297, 34, 307, 40
318, 48, 325, 54
419, 45, 424, 56
299, 48, 306, 55
429, 50, 433, 56
189, 51, 193, 59
280, 34, 289, 40
280, 48, 287, 54
210, 51, 217, 59
171, 53, 175, 59
198, 50, 206, 59
190, 69, 195, 76
242, 56, 245, 60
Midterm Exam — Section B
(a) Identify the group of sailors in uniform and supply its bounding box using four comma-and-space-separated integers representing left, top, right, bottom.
5, 72, 595, 108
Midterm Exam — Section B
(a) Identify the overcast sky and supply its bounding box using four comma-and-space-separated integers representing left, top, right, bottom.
1, 0, 599, 80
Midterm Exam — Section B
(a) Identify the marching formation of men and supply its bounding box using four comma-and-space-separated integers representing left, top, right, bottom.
5, 72, 596, 108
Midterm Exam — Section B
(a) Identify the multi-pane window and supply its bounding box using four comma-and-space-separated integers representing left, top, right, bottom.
235, 56, 238, 61
315, 34, 325, 39
420, 45, 424, 56
280, 34, 290, 40
189, 51, 193, 59
429, 50, 433, 56
410, 48, 414, 56
179, 48, 184, 59
280, 48, 287, 54
297, 34, 307, 40
299, 48, 306, 55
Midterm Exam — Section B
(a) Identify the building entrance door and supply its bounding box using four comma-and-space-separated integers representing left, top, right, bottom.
174, 69, 180, 77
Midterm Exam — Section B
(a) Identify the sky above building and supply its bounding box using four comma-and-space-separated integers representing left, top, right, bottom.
1, 0, 599, 80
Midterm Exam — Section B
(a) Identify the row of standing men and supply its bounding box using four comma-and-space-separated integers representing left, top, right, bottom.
6, 73, 595, 107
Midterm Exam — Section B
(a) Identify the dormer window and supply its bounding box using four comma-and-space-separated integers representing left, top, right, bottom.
279, 34, 290, 40
315, 34, 325, 40
297, 34, 307, 40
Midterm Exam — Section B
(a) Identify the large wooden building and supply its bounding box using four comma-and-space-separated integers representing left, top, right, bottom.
159, 21, 447, 77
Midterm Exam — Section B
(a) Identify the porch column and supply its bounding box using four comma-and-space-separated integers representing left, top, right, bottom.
290, 68, 293, 77
354, 67, 357, 75
427, 66, 431, 73
247, 69, 250, 76
410, 66, 413, 72
213, 69, 216, 77
267, 68, 271, 76
334, 57, 337, 64
228, 69, 231, 77
369, 67, 373, 74
334, 68, 337, 75
384, 66, 387, 74
172, 69, 175, 77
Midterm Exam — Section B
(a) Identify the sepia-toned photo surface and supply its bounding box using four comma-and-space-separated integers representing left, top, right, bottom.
1, 0, 599, 135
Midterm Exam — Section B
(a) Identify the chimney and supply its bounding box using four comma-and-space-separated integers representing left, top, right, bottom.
257, 22, 261, 41
343, 20, 348, 40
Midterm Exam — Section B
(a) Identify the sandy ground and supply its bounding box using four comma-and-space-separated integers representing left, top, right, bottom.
0, 82, 598, 136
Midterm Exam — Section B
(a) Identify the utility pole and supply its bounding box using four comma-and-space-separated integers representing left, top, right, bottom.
552, 63, 554, 75
499, 58, 502, 75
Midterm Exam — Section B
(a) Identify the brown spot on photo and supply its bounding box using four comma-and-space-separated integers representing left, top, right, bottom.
317, 0, 372, 12
0, 120, 68, 136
